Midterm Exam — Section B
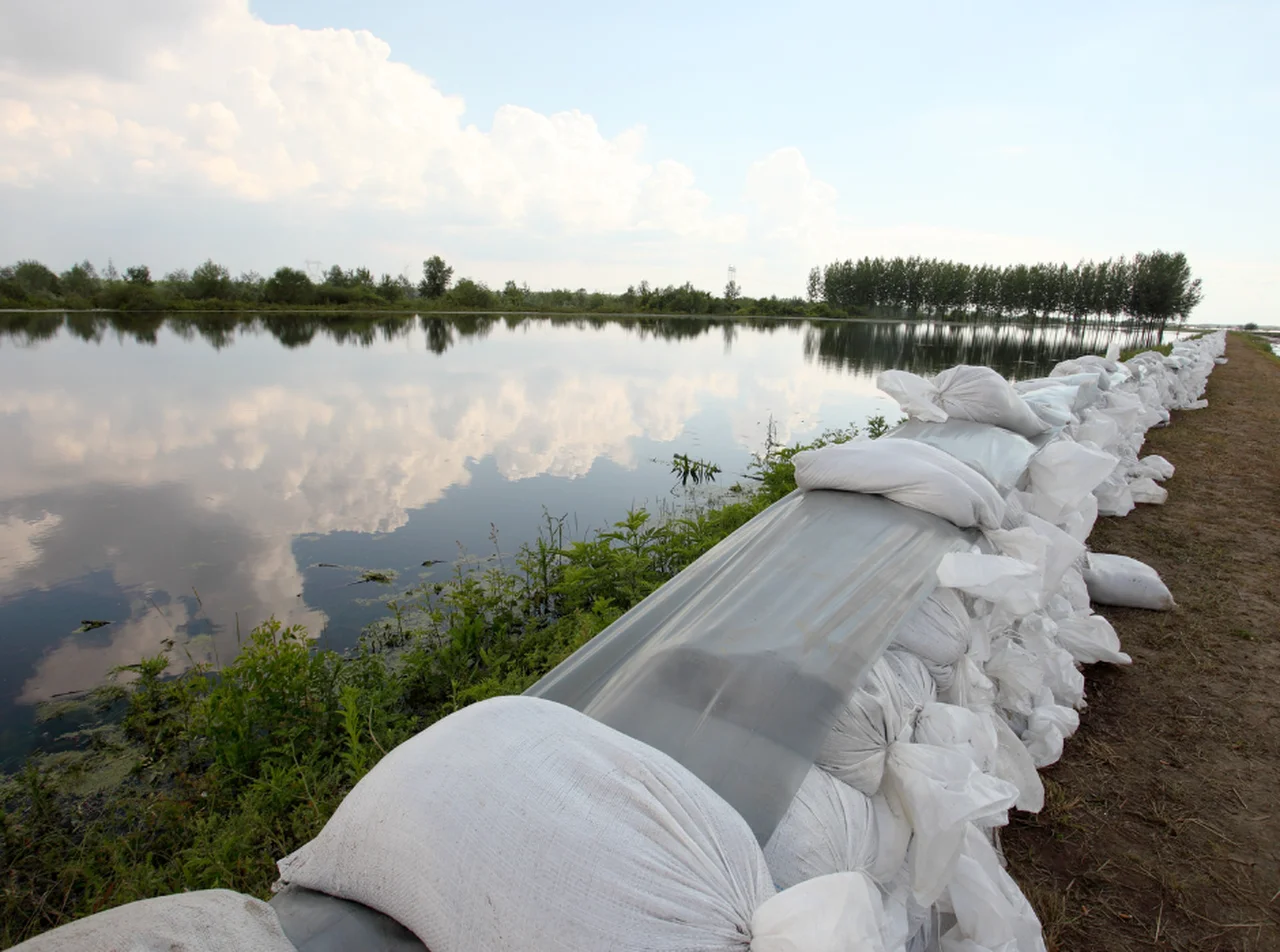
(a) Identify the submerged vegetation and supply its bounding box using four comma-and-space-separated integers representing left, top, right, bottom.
0, 419, 871, 945
1, 250, 1202, 325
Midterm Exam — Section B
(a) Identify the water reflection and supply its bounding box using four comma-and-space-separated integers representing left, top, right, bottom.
0, 312, 1172, 764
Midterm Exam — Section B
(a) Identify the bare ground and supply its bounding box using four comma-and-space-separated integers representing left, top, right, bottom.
1004, 333, 1280, 951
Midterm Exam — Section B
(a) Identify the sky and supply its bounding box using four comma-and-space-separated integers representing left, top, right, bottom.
0, 0, 1276, 323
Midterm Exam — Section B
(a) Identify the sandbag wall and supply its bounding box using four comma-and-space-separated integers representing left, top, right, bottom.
12, 331, 1226, 952
772, 329, 1226, 950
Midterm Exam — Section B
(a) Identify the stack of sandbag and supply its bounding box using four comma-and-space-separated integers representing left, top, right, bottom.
774, 335, 1228, 950
277, 695, 893, 952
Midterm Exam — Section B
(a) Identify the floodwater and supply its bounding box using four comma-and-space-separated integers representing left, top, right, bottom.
0, 311, 1173, 764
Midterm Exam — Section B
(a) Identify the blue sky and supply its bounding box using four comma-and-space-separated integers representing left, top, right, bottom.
0, 0, 1276, 321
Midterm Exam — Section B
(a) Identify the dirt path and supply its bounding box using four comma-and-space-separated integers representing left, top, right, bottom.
1004, 333, 1280, 951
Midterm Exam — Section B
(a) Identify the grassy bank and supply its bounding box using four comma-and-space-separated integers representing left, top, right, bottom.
0, 422, 866, 945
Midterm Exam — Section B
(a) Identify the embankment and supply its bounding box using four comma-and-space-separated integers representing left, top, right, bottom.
1005, 333, 1280, 950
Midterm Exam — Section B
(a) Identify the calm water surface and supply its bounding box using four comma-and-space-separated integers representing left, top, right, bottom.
0, 312, 1174, 763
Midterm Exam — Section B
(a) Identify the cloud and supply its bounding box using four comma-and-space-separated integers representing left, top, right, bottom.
2, 319, 887, 700
0, 0, 738, 242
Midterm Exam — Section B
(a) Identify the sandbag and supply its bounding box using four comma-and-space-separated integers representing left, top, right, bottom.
1053, 612, 1132, 665
1130, 454, 1175, 481
888, 419, 1039, 495
277, 696, 885, 952
1021, 687, 1081, 768
9, 891, 297, 952
883, 647, 940, 708
1082, 553, 1174, 610
890, 588, 970, 683
1025, 441, 1118, 524
1129, 477, 1168, 505
879, 367, 1049, 439
817, 656, 916, 795
913, 703, 998, 777
1093, 471, 1135, 517
935, 551, 1042, 616
939, 825, 1047, 952
764, 766, 910, 888
888, 742, 1019, 904
989, 712, 1044, 813
793, 438, 1006, 530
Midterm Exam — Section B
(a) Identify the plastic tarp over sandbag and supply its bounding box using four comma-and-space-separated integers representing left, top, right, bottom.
529, 488, 973, 844
793, 439, 1007, 530
9, 890, 298, 952
887, 420, 1039, 495
277, 696, 888, 952
878, 366, 1050, 439
1082, 553, 1175, 610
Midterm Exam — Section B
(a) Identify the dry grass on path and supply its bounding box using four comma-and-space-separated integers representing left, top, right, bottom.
1004, 333, 1280, 951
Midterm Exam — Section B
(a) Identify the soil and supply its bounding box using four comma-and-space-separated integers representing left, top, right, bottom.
1004, 333, 1280, 951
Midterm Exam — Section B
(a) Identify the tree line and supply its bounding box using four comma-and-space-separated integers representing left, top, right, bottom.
815, 251, 1201, 323
1, 250, 1202, 324
0, 255, 820, 318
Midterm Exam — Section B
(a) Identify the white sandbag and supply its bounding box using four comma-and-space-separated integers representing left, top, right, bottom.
1128, 477, 1168, 505
985, 638, 1044, 718
989, 713, 1044, 813
1017, 514, 1086, 593
1131, 454, 1175, 481
9, 890, 297, 952
1105, 339, 1122, 361
1057, 492, 1099, 544
1093, 471, 1135, 517
879, 370, 949, 423
818, 657, 916, 795
913, 702, 998, 776
1059, 565, 1093, 613
879, 366, 1050, 438
1051, 358, 1113, 389
932, 366, 1052, 438
941, 651, 997, 715
1015, 373, 1102, 412
888, 742, 1019, 905
1069, 409, 1122, 454
1025, 441, 1118, 524
277, 695, 884, 952
884, 647, 941, 707
1017, 617, 1086, 709
793, 439, 1006, 530
1021, 688, 1080, 768
939, 825, 1047, 952
936, 552, 1042, 616
1021, 393, 1074, 429
764, 766, 910, 888
1082, 552, 1174, 610
752, 873, 890, 952
891, 589, 970, 687
1053, 612, 1132, 665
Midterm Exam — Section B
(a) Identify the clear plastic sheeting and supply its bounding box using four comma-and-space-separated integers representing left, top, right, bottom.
528, 489, 974, 844
887, 420, 1039, 495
